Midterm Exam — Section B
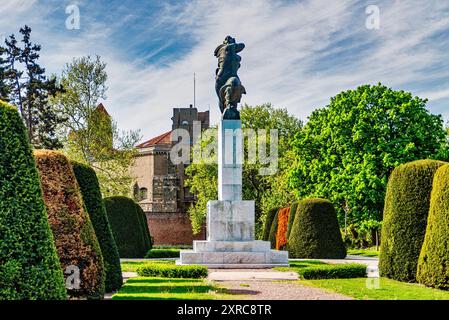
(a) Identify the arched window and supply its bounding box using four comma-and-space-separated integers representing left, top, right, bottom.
140, 187, 148, 200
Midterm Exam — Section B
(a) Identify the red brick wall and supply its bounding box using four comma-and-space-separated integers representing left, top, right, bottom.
145, 212, 206, 245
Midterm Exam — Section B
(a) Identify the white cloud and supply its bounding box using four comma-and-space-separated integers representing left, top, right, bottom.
2, 0, 449, 141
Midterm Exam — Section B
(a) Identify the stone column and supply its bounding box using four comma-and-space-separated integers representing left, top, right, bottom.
178, 119, 288, 268
218, 119, 242, 201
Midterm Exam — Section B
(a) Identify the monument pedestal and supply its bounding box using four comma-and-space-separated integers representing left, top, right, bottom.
177, 120, 288, 268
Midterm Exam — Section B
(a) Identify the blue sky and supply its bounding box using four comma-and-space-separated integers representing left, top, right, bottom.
1, 0, 449, 141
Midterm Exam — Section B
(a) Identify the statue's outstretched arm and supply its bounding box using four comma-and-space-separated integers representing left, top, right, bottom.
233, 43, 245, 53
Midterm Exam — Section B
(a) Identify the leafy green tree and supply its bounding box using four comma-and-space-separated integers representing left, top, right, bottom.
1, 26, 65, 149
0, 45, 10, 101
52, 56, 140, 196
185, 103, 301, 236
288, 84, 446, 228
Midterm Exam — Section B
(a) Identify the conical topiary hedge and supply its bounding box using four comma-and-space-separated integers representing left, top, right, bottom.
34, 150, 105, 299
268, 209, 279, 249
379, 160, 446, 282
287, 198, 346, 259
286, 202, 298, 240
72, 162, 123, 292
0, 101, 66, 300
417, 163, 449, 289
136, 204, 152, 251
262, 208, 278, 241
276, 207, 290, 250
104, 196, 147, 258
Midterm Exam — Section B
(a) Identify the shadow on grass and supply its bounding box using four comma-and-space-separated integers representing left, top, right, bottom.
127, 278, 202, 284
118, 284, 213, 294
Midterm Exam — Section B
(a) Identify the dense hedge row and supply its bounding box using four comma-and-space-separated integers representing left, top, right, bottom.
286, 202, 298, 239
104, 196, 147, 258
379, 160, 445, 282
0, 101, 66, 300
297, 263, 367, 280
72, 162, 123, 292
268, 210, 279, 249
136, 205, 152, 251
417, 163, 449, 289
34, 150, 105, 299
137, 264, 208, 279
276, 207, 290, 250
262, 208, 278, 241
287, 198, 346, 259
145, 249, 180, 258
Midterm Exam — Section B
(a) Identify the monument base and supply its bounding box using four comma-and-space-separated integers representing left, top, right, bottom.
177, 200, 289, 268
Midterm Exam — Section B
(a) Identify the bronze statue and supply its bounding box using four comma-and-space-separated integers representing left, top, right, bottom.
214, 36, 246, 119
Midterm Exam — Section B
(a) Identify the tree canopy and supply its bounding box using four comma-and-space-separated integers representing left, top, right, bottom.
288, 83, 446, 228
52, 55, 140, 197
185, 103, 302, 236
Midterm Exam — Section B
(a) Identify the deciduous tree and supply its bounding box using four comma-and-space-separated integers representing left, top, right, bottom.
288, 84, 446, 228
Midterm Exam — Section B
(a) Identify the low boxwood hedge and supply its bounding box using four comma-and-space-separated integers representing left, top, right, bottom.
145, 249, 180, 258
137, 264, 208, 279
296, 263, 367, 280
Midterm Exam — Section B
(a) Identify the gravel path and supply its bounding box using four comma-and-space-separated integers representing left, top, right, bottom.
217, 280, 353, 300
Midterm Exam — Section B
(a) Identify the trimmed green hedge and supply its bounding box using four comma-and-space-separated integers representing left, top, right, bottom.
145, 249, 180, 258
0, 101, 66, 300
104, 196, 147, 258
35, 150, 105, 300
136, 204, 152, 251
262, 208, 278, 241
417, 163, 449, 289
297, 263, 367, 280
286, 202, 298, 240
72, 162, 123, 292
268, 210, 279, 249
287, 198, 346, 259
379, 160, 446, 282
137, 264, 208, 279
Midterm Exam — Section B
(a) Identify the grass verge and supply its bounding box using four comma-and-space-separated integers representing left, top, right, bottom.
112, 277, 233, 300
276, 260, 366, 279
301, 278, 449, 300
121, 260, 175, 272
347, 247, 380, 257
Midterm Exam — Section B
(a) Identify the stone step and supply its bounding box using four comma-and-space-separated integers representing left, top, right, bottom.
178, 250, 288, 266
193, 240, 271, 252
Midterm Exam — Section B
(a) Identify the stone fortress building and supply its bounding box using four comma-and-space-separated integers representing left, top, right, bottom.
131, 105, 209, 245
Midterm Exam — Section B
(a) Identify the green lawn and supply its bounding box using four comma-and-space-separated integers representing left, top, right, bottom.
275, 259, 326, 272
301, 278, 449, 300
112, 277, 235, 300
347, 247, 380, 257
121, 260, 175, 272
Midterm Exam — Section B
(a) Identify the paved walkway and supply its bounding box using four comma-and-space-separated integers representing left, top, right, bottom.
218, 280, 352, 300
110, 255, 379, 300
208, 269, 298, 281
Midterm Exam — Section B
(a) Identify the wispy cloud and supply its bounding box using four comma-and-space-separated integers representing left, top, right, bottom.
1, 0, 449, 142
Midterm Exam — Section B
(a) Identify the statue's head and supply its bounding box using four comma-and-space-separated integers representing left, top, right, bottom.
224, 36, 235, 44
